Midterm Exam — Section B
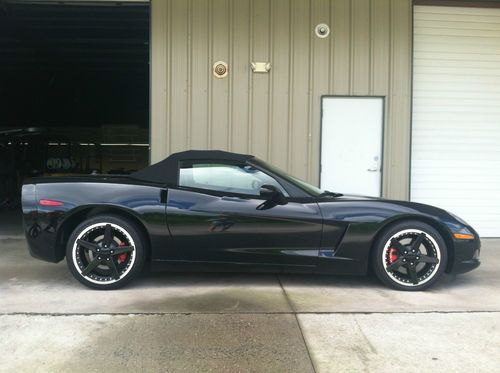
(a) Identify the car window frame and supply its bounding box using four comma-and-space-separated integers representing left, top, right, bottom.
175, 159, 291, 199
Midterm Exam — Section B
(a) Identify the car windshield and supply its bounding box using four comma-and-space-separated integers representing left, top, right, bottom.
252, 158, 331, 197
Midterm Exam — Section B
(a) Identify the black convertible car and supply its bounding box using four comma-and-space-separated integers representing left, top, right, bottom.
22, 150, 480, 290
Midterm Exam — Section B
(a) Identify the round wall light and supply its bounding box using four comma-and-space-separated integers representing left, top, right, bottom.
213, 61, 228, 78
315, 23, 330, 38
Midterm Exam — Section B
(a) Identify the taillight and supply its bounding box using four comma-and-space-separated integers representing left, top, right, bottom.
39, 199, 64, 207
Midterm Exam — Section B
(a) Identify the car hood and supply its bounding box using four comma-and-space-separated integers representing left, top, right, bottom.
316, 193, 456, 226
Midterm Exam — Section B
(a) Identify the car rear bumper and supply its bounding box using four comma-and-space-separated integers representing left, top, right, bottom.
22, 183, 65, 263
450, 237, 481, 274
24, 211, 63, 263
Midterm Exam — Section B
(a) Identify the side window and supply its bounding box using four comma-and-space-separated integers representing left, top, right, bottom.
179, 161, 288, 197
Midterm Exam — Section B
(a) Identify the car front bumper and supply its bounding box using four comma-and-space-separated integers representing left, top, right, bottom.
450, 237, 481, 274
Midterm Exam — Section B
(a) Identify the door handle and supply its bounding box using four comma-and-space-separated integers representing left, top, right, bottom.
221, 196, 243, 202
367, 168, 378, 172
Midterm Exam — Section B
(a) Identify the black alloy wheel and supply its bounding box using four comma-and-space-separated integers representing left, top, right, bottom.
66, 215, 145, 290
372, 221, 447, 291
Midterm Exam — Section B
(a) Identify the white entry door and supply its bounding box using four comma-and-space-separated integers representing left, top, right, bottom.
321, 97, 384, 197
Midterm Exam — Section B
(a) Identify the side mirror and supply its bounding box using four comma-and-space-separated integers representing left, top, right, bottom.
259, 184, 286, 205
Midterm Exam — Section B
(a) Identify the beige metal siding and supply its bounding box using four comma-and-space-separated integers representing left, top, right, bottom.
151, 0, 412, 199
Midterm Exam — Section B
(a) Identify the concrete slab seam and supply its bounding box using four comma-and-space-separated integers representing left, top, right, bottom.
277, 274, 318, 373
1, 310, 499, 317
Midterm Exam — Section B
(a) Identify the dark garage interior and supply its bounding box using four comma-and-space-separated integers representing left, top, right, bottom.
0, 0, 150, 224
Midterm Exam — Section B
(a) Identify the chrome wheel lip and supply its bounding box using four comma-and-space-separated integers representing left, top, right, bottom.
382, 229, 441, 287
72, 222, 136, 285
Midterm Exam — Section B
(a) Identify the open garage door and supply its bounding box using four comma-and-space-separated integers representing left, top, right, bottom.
411, 6, 500, 237
0, 1, 150, 229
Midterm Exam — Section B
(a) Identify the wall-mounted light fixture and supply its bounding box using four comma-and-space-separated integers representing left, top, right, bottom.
250, 62, 271, 73
315, 23, 330, 38
213, 61, 228, 78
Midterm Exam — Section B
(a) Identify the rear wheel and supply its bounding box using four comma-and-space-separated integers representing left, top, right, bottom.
372, 221, 448, 291
66, 215, 146, 290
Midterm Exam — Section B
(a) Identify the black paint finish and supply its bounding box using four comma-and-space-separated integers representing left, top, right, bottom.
166, 188, 325, 266
22, 151, 481, 277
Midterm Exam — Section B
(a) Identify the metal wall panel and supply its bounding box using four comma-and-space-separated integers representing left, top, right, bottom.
151, 0, 412, 199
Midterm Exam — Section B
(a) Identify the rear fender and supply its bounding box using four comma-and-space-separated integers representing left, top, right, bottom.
55, 205, 153, 262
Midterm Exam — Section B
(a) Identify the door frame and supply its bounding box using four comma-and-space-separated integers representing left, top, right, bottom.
319, 95, 386, 196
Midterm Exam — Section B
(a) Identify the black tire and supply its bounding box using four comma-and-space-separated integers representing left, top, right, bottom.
371, 220, 448, 291
66, 214, 146, 290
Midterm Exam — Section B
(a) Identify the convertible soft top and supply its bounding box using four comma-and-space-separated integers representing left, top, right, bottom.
129, 149, 253, 185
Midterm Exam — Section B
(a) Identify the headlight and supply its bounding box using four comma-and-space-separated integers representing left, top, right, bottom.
447, 211, 470, 226
447, 211, 475, 240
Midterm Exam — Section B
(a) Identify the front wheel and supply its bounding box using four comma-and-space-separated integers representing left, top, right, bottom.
372, 221, 448, 291
66, 215, 146, 290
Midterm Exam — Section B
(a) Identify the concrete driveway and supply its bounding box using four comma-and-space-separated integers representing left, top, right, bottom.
1, 235, 499, 372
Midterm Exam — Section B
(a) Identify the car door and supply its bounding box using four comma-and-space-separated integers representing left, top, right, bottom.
166, 160, 323, 267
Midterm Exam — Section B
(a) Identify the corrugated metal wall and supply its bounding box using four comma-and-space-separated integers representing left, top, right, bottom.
150, 0, 412, 199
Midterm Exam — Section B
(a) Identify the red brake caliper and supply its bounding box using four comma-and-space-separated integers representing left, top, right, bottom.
117, 241, 128, 264
388, 248, 399, 264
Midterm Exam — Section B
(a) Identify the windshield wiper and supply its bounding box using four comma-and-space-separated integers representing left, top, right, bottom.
319, 190, 343, 198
